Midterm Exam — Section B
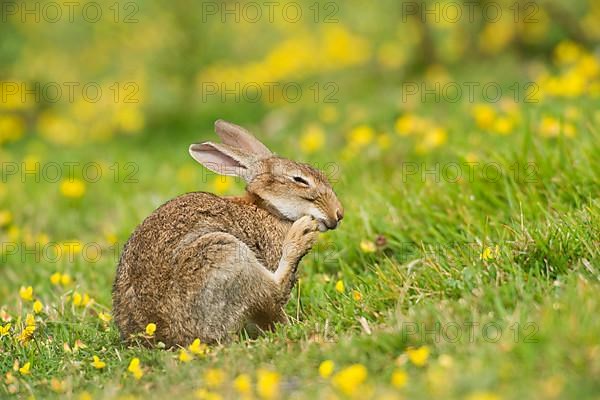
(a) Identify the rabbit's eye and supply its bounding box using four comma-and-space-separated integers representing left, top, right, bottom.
293, 176, 309, 186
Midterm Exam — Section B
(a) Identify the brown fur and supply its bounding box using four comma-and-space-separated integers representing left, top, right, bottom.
112, 120, 343, 346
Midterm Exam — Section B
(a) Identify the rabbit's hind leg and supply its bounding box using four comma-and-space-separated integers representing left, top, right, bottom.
170, 232, 284, 345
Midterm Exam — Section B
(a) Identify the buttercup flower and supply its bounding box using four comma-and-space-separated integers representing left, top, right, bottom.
19, 286, 33, 301
332, 364, 368, 395
128, 358, 143, 380
391, 369, 408, 388
72, 292, 92, 307
179, 349, 192, 363
360, 240, 376, 253
300, 124, 326, 154
233, 373, 252, 395
406, 346, 430, 367
19, 362, 31, 375
0, 210, 12, 227
212, 176, 233, 195
257, 368, 280, 400
319, 360, 335, 378
145, 323, 156, 336
33, 300, 43, 314
203, 368, 225, 388
60, 179, 86, 199
0, 323, 11, 337
98, 312, 112, 323
51, 272, 73, 286
91, 355, 106, 369
480, 245, 500, 261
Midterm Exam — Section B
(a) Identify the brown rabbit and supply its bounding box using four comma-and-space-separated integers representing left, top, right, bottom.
112, 120, 343, 346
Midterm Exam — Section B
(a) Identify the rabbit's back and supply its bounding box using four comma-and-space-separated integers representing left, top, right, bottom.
112, 192, 289, 341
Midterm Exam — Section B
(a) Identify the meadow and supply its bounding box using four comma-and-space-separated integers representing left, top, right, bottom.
1, 0, 600, 399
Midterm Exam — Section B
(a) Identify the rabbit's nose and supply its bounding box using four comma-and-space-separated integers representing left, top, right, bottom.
336, 208, 344, 221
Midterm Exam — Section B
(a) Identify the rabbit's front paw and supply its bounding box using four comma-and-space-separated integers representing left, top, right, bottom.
282, 215, 319, 263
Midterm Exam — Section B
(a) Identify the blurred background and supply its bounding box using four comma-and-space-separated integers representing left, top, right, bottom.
0, 0, 598, 148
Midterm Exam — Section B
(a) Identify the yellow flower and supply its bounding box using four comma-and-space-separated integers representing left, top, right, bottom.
478, 21, 514, 55
493, 117, 514, 135
472, 104, 496, 130
406, 346, 430, 367
60, 179, 86, 199
360, 240, 376, 253
188, 338, 208, 356
81, 293, 92, 307
50, 272, 61, 285
105, 232, 118, 245
179, 349, 192, 363
233, 373, 252, 395
60, 273, 73, 286
19, 286, 33, 302
553, 40, 582, 66
319, 360, 335, 378
395, 114, 420, 136
300, 124, 326, 153
0, 114, 25, 143
114, 106, 145, 133
391, 369, 408, 388
352, 290, 362, 302
212, 176, 233, 195
0, 323, 11, 336
17, 325, 35, 344
0, 210, 12, 227
33, 300, 43, 314
25, 313, 35, 327
8, 225, 20, 241
335, 280, 345, 293
128, 357, 143, 380
257, 368, 280, 400
72, 292, 82, 306
538, 116, 576, 138
0, 322, 11, 338
203, 368, 225, 388
145, 323, 157, 336
332, 364, 368, 395
480, 245, 500, 261
91, 355, 106, 369
347, 125, 374, 149
422, 127, 447, 148
98, 312, 112, 323
19, 362, 31, 375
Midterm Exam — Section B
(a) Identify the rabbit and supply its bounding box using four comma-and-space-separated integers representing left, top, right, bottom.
112, 119, 343, 347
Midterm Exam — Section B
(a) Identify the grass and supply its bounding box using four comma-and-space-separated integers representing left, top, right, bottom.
1, 92, 600, 399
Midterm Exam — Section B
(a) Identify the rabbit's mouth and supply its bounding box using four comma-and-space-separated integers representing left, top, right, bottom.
317, 217, 340, 232
317, 220, 329, 232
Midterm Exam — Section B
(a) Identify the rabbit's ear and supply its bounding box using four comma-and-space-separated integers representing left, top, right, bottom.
214, 119, 272, 157
189, 142, 256, 180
